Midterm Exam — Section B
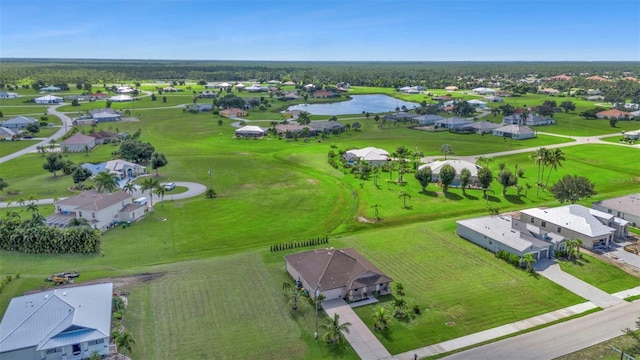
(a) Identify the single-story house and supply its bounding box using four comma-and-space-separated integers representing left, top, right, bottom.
0, 127, 17, 140
502, 113, 555, 126
40, 85, 61, 92
204, 82, 218, 89
623, 130, 640, 140
520, 205, 628, 249
308, 120, 345, 134
587, 89, 602, 95
585, 95, 605, 101
484, 95, 504, 102
61, 134, 96, 152
274, 124, 318, 138
64, 95, 89, 101
235, 83, 246, 90
280, 92, 299, 101
467, 121, 501, 134
472, 87, 495, 95
217, 82, 232, 89
235, 125, 265, 138
492, 125, 535, 139
104, 159, 146, 179
398, 86, 424, 94
283, 81, 296, 86
593, 194, 640, 227
115, 87, 134, 94
586, 75, 611, 82
539, 88, 560, 95
34, 95, 63, 104
245, 84, 268, 92
596, 109, 633, 120
344, 147, 390, 166
219, 108, 247, 118
303, 84, 315, 91
88, 130, 117, 145
0, 283, 113, 360
1, 115, 38, 129
467, 99, 487, 108
284, 248, 393, 302
198, 91, 218, 98
46, 190, 145, 230
419, 159, 481, 186
284, 109, 304, 120
434, 117, 474, 129
90, 109, 121, 122
186, 104, 214, 112
445, 86, 459, 92
313, 90, 337, 98
0, 92, 18, 98
413, 114, 445, 125
89, 92, 109, 100
457, 215, 564, 260
108, 95, 133, 102
163, 86, 183, 92
384, 112, 416, 122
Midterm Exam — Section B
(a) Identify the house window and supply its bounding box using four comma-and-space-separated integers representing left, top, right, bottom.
608, 209, 612, 214
88, 339, 104, 346
46, 348, 62, 354
79, 212, 83, 218
72, 344, 81, 355
557, 227, 561, 233
530, 218, 534, 224
541, 221, 546, 227
354, 288, 358, 292
92, 212, 96, 219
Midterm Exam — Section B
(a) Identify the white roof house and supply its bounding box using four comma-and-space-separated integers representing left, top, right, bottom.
472, 87, 495, 95
493, 125, 535, 139
0, 92, 18, 98
519, 205, 624, 249
467, 99, 487, 107
1, 115, 38, 129
419, 160, 481, 186
457, 215, 564, 259
108, 95, 133, 102
0, 127, 17, 140
0, 283, 113, 360
235, 125, 265, 138
34, 95, 63, 104
624, 129, 640, 140
344, 147, 390, 165
217, 82, 232, 88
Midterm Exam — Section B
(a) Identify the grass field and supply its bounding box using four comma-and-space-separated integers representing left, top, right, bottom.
558, 255, 640, 293
0, 140, 40, 156
1, 85, 640, 359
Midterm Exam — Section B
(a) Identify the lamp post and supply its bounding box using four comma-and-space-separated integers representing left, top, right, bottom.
314, 286, 320, 339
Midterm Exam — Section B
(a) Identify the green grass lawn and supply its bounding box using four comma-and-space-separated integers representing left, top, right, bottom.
346, 219, 583, 354
558, 255, 640, 293
0, 140, 39, 156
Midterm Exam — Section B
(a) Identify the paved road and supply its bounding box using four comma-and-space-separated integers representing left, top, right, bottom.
0, 104, 73, 164
442, 299, 640, 360
322, 299, 393, 360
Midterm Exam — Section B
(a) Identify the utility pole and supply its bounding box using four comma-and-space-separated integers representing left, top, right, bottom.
208, 167, 213, 190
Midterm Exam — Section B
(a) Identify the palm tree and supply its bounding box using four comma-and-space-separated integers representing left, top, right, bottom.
122, 182, 136, 195
372, 306, 390, 331
398, 191, 411, 208
115, 331, 135, 360
320, 313, 352, 345
544, 148, 566, 187
393, 297, 408, 318
94, 171, 118, 194
440, 144, 453, 160
518, 111, 529, 126
287, 287, 305, 310
154, 186, 165, 203
26, 203, 39, 215
370, 203, 381, 220
68, 217, 90, 227
522, 253, 536, 271
140, 178, 160, 207
490, 107, 500, 119
529, 147, 549, 195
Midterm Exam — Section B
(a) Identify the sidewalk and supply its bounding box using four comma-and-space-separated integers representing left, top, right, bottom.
393, 302, 597, 360
322, 298, 393, 360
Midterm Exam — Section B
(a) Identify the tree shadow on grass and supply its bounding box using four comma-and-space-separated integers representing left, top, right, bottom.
419, 190, 438, 197
444, 192, 463, 201
463, 193, 478, 200
504, 194, 525, 204
485, 195, 501, 203
402, 205, 414, 210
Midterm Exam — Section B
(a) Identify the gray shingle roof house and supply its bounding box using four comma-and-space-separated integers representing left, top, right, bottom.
592, 194, 640, 227
1, 115, 38, 129
418, 160, 481, 187
467, 121, 501, 134
0, 283, 113, 360
492, 125, 535, 139
434, 117, 474, 129
308, 120, 345, 133
61, 134, 96, 153
457, 215, 564, 260
502, 113, 555, 126
90, 109, 121, 122
285, 248, 392, 302
0, 127, 17, 140
413, 114, 445, 125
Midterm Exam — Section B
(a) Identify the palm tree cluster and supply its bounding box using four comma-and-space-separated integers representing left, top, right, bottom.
564, 238, 583, 260
529, 147, 566, 194
0, 211, 101, 253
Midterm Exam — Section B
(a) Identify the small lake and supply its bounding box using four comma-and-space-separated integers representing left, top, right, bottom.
285, 94, 420, 115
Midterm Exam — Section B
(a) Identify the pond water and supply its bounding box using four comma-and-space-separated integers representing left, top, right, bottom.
285, 94, 420, 115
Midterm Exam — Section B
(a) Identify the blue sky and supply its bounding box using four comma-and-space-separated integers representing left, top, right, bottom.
1, 0, 639, 61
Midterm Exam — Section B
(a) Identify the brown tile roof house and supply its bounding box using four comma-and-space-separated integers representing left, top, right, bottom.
274, 124, 318, 137
46, 190, 145, 230
596, 109, 633, 120
89, 130, 117, 144
219, 108, 247, 118
285, 248, 392, 302
586, 75, 611, 82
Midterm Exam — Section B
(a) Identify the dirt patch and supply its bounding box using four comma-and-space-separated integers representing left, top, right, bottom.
25, 273, 164, 295
358, 216, 377, 223
582, 248, 640, 277
120, 117, 139, 122
306, 178, 319, 185
446, 321, 456, 327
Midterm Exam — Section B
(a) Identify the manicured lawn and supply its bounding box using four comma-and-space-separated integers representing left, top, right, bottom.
126, 252, 359, 360
0, 140, 40, 156
346, 219, 584, 354
558, 254, 640, 293
556, 332, 638, 360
